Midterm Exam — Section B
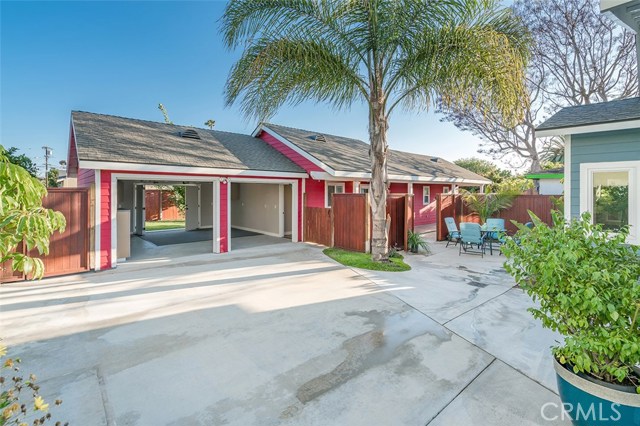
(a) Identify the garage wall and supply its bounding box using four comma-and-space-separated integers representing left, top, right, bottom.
231, 183, 281, 236
200, 182, 214, 227
117, 181, 135, 233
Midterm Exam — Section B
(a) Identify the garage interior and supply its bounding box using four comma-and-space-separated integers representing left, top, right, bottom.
115, 179, 293, 262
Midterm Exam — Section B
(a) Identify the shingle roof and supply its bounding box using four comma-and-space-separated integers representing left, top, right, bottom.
536, 97, 640, 132
262, 123, 491, 183
71, 111, 305, 174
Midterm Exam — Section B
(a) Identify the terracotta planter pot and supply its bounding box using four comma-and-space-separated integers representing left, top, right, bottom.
553, 357, 640, 425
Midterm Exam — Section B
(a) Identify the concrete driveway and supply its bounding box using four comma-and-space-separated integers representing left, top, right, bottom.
0, 241, 567, 425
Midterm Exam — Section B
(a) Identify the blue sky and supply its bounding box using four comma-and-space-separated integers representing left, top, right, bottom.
1, 1, 492, 175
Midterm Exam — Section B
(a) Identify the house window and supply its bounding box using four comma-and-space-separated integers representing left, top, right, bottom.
360, 184, 369, 194
592, 171, 629, 230
326, 183, 345, 207
423, 186, 430, 205
442, 187, 451, 194
580, 161, 638, 243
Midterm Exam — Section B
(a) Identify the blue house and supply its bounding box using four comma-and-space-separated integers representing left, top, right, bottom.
536, 1, 640, 245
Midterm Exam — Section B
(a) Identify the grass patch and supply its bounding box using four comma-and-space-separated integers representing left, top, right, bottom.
323, 248, 411, 272
145, 220, 185, 231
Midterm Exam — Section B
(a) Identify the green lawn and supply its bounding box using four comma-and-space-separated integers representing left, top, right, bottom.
323, 248, 411, 272
145, 220, 185, 231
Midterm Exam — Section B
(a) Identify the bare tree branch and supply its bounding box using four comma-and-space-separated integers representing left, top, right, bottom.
439, 0, 638, 172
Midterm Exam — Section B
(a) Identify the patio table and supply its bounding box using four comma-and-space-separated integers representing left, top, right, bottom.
480, 223, 507, 255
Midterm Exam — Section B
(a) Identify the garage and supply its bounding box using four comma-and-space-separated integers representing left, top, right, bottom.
66, 111, 305, 271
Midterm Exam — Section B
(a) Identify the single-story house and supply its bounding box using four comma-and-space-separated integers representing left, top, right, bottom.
536, 97, 640, 244
66, 111, 490, 270
524, 168, 564, 195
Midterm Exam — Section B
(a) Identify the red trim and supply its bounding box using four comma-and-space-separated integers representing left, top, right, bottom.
100, 170, 112, 270
219, 183, 229, 253
259, 131, 323, 173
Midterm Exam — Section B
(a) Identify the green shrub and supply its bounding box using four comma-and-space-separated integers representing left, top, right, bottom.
503, 211, 640, 392
407, 231, 430, 254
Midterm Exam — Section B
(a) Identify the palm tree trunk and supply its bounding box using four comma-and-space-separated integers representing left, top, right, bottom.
369, 99, 389, 261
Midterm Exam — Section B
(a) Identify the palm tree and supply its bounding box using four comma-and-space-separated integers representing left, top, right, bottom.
205, 119, 216, 129
222, 0, 530, 261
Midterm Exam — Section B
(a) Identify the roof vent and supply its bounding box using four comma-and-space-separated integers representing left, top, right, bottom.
180, 129, 201, 140
314, 134, 326, 142
430, 157, 439, 162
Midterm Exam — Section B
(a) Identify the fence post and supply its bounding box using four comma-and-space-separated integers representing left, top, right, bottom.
330, 193, 334, 248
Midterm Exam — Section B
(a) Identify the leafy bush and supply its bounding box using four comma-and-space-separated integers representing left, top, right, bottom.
0, 146, 66, 278
503, 211, 640, 392
407, 231, 430, 254
0, 343, 66, 425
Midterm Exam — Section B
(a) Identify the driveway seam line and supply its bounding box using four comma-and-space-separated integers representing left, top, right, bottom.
442, 286, 516, 326
96, 365, 116, 426
352, 267, 561, 397
423, 357, 497, 426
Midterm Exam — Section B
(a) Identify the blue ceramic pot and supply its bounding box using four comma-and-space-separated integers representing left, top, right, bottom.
554, 358, 640, 425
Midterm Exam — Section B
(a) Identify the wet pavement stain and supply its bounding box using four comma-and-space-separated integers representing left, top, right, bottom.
295, 309, 449, 404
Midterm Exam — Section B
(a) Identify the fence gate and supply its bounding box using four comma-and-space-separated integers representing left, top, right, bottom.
1, 188, 91, 283
333, 194, 368, 252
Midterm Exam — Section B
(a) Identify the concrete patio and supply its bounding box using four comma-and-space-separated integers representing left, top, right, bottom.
0, 240, 567, 425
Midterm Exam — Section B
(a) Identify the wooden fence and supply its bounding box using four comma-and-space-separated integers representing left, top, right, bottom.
436, 194, 556, 241
303, 193, 413, 252
145, 189, 183, 221
1, 188, 91, 283
333, 194, 369, 252
387, 195, 414, 249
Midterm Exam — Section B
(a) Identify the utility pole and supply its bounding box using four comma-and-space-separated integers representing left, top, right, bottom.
42, 146, 52, 187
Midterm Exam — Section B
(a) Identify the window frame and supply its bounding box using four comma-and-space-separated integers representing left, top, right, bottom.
325, 182, 345, 208
580, 160, 639, 244
422, 186, 431, 205
359, 184, 370, 194
442, 186, 451, 194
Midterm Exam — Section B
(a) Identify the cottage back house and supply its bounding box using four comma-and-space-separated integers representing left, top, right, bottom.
66, 111, 489, 270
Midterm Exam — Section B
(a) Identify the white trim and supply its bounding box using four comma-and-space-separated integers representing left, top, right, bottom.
94, 170, 101, 271
309, 170, 490, 185
442, 186, 451, 194
78, 160, 308, 178
231, 225, 281, 238
291, 181, 299, 242
254, 125, 335, 174
197, 184, 202, 229
407, 182, 413, 195
213, 180, 221, 253
564, 136, 572, 220
325, 181, 345, 208
422, 186, 431, 205
110, 173, 117, 268
579, 160, 639, 244
359, 183, 370, 194
536, 119, 640, 138
279, 184, 285, 237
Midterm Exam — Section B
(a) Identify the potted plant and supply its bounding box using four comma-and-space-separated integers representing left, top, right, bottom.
407, 230, 430, 254
503, 211, 640, 425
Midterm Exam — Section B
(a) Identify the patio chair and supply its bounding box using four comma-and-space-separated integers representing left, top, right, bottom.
444, 217, 461, 247
485, 218, 507, 256
459, 222, 486, 258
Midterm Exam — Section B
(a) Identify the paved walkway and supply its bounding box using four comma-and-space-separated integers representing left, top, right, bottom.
0, 241, 567, 425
